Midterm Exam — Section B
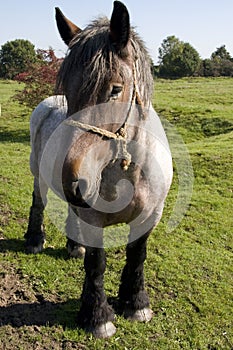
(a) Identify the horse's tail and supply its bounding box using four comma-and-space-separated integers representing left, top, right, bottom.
30, 95, 67, 146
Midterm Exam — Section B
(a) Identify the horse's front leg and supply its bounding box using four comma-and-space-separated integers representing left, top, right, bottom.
66, 205, 85, 258
77, 246, 116, 338
119, 229, 153, 322
24, 177, 47, 253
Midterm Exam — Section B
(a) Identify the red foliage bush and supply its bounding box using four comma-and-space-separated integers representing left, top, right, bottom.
14, 49, 63, 109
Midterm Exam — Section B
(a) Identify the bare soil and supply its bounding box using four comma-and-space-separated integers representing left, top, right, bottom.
0, 262, 86, 350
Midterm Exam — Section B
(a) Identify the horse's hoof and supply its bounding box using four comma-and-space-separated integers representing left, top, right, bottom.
24, 232, 45, 254
90, 322, 116, 338
67, 244, 85, 259
124, 307, 153, 322
25, 243, 44, 254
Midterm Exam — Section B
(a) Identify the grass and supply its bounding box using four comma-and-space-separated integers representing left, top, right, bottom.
153, 77, 233, 142
0, 78, 232, 349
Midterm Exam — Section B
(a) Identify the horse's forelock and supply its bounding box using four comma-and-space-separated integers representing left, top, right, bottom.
56, 17, 153, 107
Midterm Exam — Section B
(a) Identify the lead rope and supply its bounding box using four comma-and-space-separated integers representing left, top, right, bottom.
65, 63, 143, 171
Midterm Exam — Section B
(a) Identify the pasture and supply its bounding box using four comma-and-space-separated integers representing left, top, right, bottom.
0, 78, 232, 349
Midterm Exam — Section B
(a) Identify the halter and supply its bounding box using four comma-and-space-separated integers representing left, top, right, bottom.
66, 64, 145, 171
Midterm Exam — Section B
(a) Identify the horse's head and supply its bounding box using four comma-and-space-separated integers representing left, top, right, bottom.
56, 1, 153, 114
55, 1, 154, 207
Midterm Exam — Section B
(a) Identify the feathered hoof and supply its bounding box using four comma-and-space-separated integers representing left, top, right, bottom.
24, 231, 45, 254
25, 242, 44, 254
89, 322, 116, 338
67, 243, 86, 259
124, 307, 153, 322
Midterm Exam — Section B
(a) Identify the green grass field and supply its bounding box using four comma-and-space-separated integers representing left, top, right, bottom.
0, 78, 232, 349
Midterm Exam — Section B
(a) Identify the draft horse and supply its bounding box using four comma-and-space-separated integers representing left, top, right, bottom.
25, 1, 173, 338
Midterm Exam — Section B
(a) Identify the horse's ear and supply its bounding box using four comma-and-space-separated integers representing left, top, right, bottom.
110, 1, 130, 52
55, 7, 81, 46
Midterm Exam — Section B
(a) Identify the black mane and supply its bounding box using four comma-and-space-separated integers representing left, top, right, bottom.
56, 17, 153, 106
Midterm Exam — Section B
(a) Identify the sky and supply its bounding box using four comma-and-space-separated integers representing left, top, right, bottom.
1, 0, 233, 64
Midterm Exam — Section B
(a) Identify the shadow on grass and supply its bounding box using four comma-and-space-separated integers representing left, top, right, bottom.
0, 238, 69, 260
201, 117, 233, 136
0, 239, 122, 330
0, 127, 30, 144
0, 298, 81, 329
0, 297, 121, 330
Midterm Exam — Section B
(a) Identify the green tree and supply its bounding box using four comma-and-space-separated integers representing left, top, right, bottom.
0, 39, 37, 79
158, 35, 201, 78
201, 45, 233, 77
211, 45, 232, 61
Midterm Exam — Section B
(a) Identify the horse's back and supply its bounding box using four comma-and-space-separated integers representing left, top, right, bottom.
30, 95, 67, 145
30, 95, 67, 176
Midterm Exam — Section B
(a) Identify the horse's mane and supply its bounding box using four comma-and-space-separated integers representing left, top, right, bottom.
56, 17, 153, 106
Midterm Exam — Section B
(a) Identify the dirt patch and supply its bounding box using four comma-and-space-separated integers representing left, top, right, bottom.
0, 202, 12, 228
0, 263, 60, 329
0, 264, 86, 349
0, 265, 37, 307
0, 326, 88, 350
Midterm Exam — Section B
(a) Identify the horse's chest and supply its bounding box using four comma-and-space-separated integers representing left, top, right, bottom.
98, 163, 150, 222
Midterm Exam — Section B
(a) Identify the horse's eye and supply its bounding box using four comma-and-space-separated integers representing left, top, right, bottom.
110, 85, 123, 97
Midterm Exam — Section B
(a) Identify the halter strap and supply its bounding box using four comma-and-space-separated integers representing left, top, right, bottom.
65, 63, 144, 170
65, 119, 125, 140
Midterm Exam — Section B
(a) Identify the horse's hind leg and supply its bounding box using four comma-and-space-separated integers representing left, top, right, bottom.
119, 229, 153, 322
24, 177, 47, 253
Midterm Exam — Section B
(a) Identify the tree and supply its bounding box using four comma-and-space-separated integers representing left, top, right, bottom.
201, 59, 219, 77
211, 45, 232, 61
219, 59, 233, 76
158, 36, 183, 77
210, 45, 233, 77
201, 45, 233, 77
14, 48, 62, 109
158, 36, 201, 78
0, 39, 37, 79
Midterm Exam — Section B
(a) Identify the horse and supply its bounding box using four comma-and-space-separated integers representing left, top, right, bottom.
24, 1, 173, 338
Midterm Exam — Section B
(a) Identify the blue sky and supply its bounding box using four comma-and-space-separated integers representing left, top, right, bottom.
1, 0, 233, 63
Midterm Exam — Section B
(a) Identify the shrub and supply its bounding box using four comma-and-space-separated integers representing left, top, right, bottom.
14, 49, 63, 109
